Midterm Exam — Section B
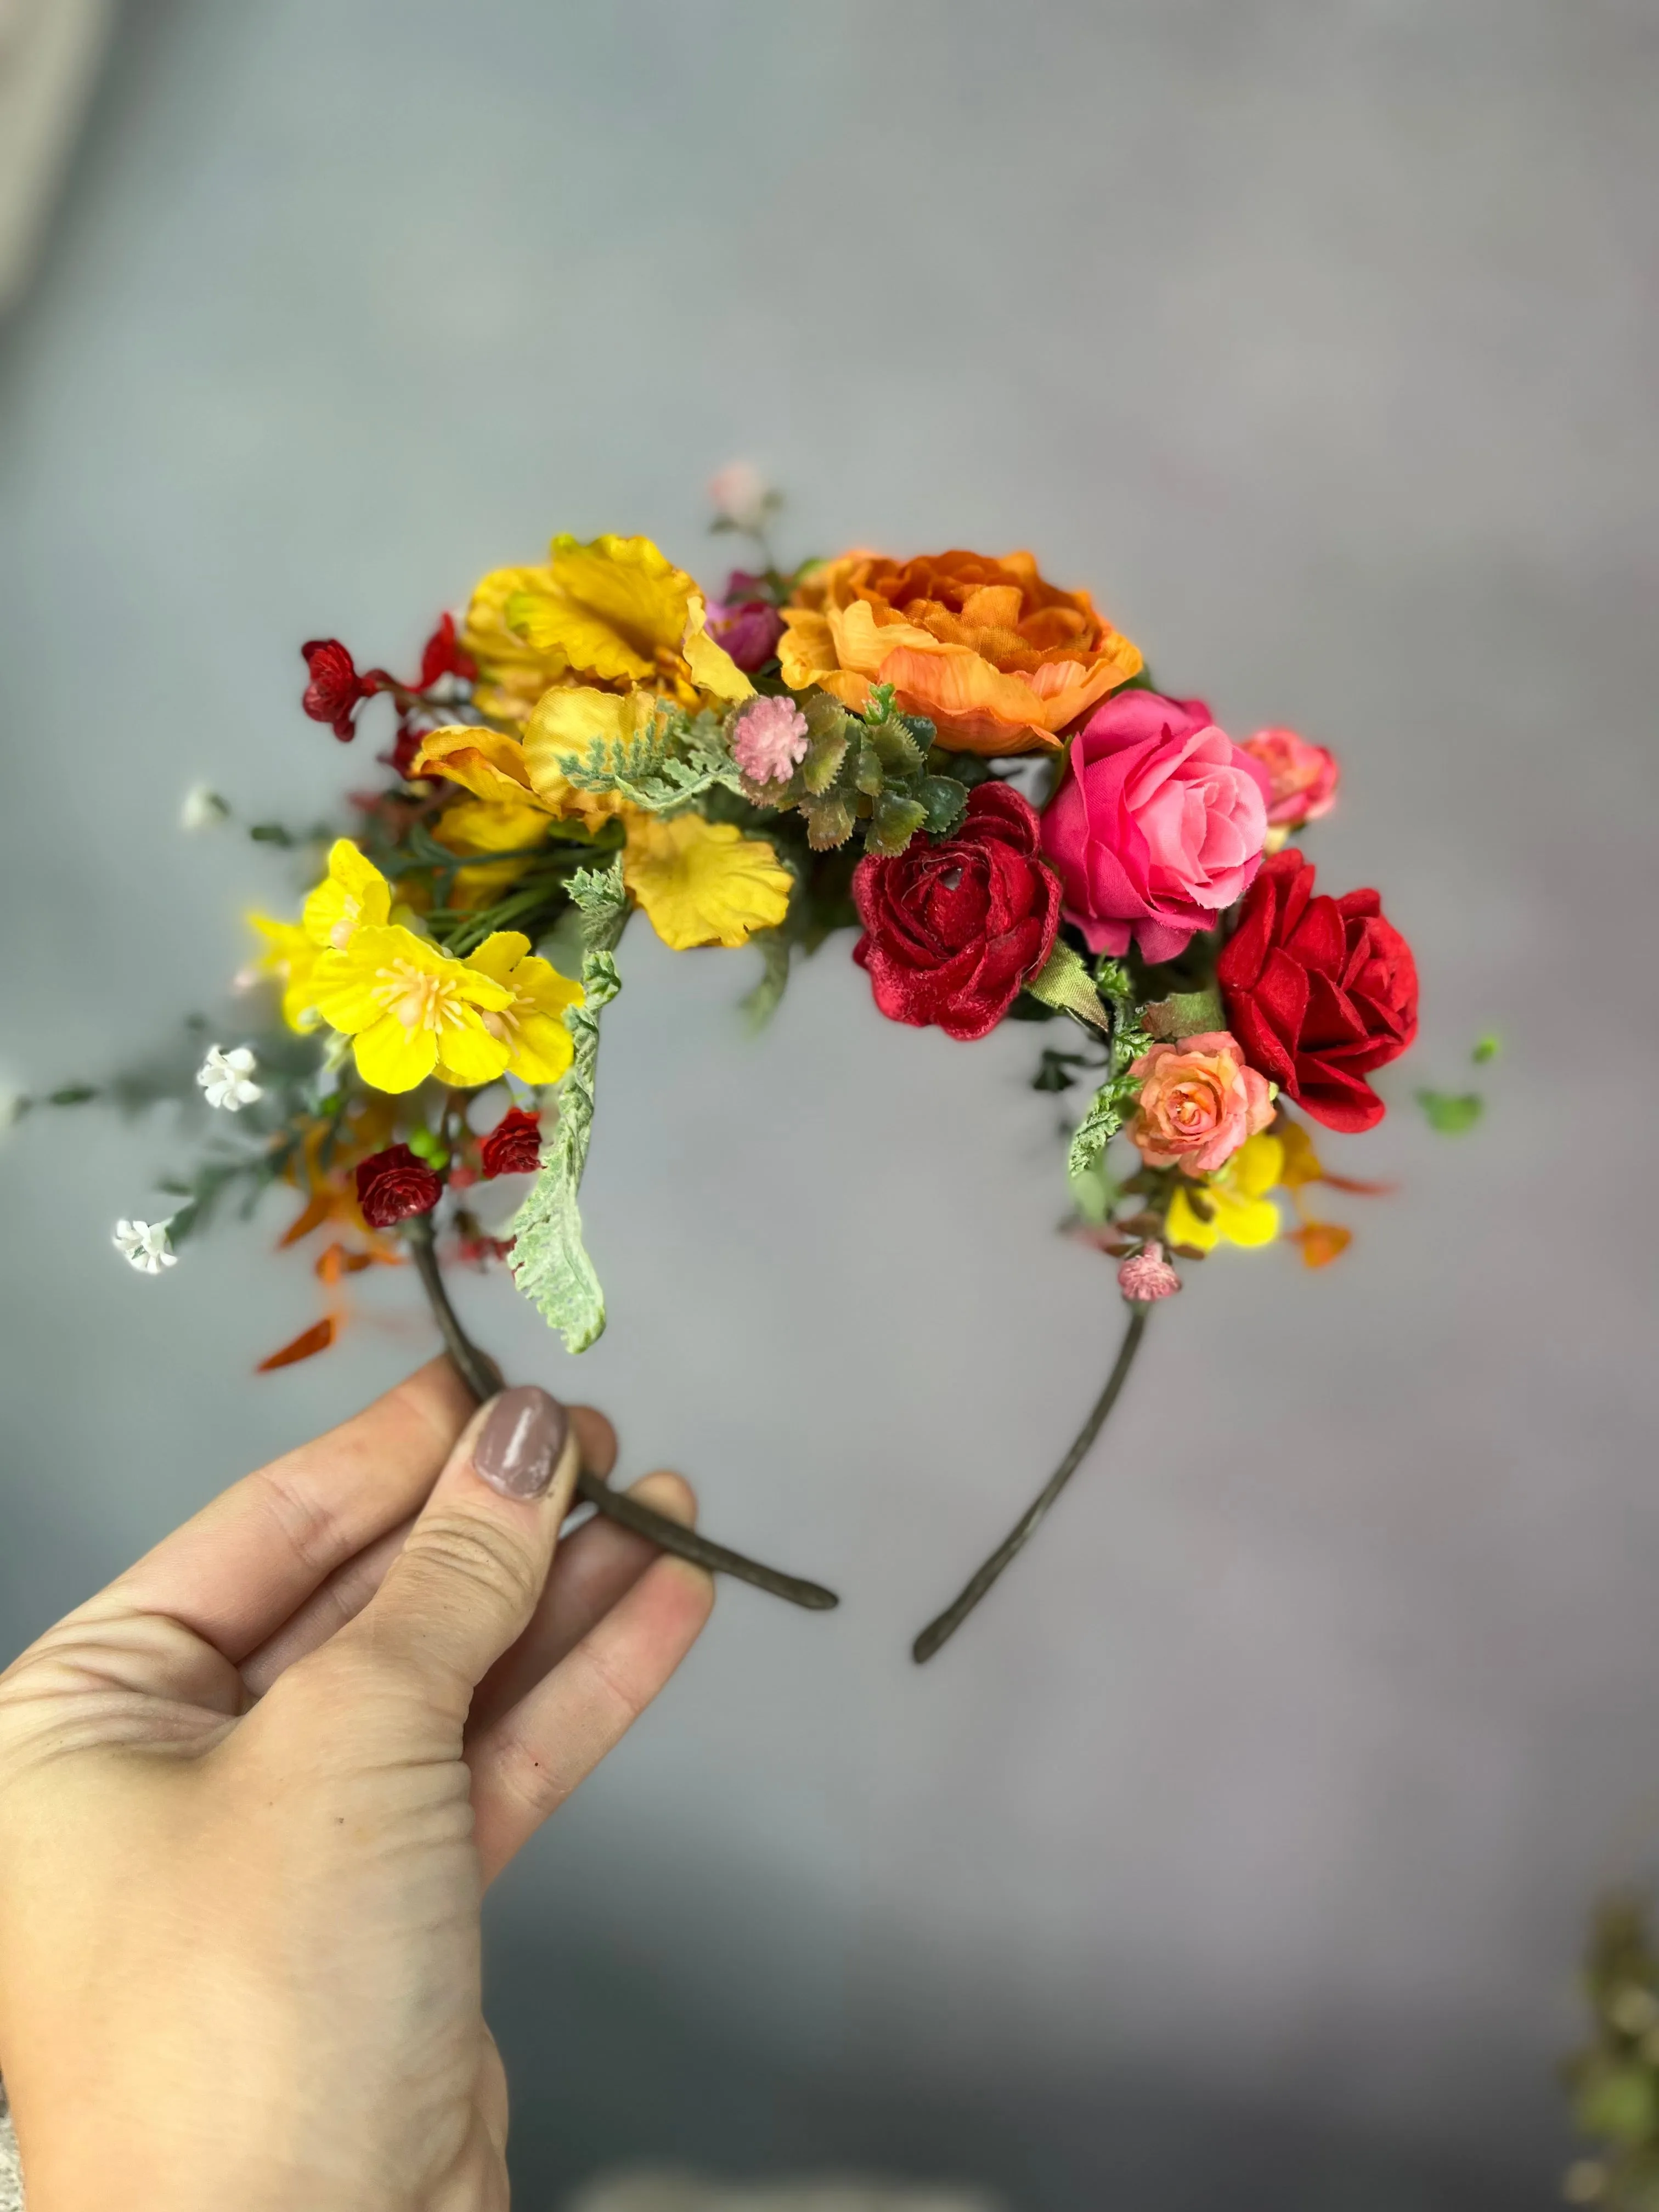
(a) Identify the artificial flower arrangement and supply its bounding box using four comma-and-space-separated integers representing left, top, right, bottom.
21, 470, 1434, 1656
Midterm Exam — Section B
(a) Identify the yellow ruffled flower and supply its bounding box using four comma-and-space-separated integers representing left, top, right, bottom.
435, 794, 555, 909
622, 814, 792, 951
246, 914, 322, 1033
464, 931, 583, 1086
302, 839, 392, 951
411, 723, 630, 834
1166, 1131, 1284, 1252
460, 532, 752, 725
311, 922, 514, 1093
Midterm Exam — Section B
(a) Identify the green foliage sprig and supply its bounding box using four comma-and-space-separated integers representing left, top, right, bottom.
507, 860, 628, 1353
555, 704, 747, 814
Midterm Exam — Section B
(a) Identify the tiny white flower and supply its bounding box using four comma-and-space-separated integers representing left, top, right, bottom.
0, 1082, 24, 1135
180, 783, 230, 832
114, 1218, 177, 1274
196, 1043, 262, 1111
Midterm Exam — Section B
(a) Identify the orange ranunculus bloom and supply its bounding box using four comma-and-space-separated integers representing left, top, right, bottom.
778, 549, 1142, 757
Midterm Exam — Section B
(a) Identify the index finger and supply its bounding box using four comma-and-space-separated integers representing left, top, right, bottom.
101, 1357, 473, 1663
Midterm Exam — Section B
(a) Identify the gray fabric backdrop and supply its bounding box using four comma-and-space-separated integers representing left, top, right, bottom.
2, 4, 1656, 2204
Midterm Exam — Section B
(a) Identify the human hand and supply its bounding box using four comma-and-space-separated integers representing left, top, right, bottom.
0, 1359, 715, 2211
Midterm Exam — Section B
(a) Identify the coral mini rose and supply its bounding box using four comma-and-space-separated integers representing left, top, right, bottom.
779, 549, 1141, 756
1218, 848, 1418, 1133
1040, 690, 1271, 963
852, 782, 1061, 1040
1128, 1031, 1274, 1176
1241, 726, 1340, 829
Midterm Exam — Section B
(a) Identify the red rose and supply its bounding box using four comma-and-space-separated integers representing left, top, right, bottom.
301, 639, 380, 740
852, 782, 1062, 1041
354, 1143, 442, 1227
479, 1107, 542, 1178
1218, 848, 1418, 1132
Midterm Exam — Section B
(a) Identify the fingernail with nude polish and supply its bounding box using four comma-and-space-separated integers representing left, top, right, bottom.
473, 1386, 568, 1500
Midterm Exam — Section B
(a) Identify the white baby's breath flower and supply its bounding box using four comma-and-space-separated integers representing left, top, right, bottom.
0, 1082, 25, 1136
196, 1044, 262, 1111
113, 1218, 177, 1274
180, 784, 230, 832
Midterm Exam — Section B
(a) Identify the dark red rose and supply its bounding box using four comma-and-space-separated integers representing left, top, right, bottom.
414, 611, 477, 690
852, 782, 1062, 1041
354, 1143, 442, 1227
301, 639, 380, 740
479, 1107, 542, 1178
1218, 848, 1418, 1133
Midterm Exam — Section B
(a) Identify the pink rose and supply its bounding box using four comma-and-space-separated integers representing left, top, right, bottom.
1241, 726, 1339, 828
1040, 691, 1270, 963
1127, 1030, 1275, 1176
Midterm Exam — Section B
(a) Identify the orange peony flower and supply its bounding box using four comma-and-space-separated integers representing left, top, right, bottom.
778, 549, 1142, 756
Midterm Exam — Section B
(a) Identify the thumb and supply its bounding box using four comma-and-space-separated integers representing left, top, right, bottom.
335, 1385, 580, 1711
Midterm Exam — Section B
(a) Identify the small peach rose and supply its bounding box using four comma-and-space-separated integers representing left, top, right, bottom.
1241, 726, 1339, 828
1128, 1029, 1275, 1177
778, 548, 1141, 757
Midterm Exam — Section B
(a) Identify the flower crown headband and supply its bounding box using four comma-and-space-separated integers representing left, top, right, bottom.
28, 475, 1455, 1659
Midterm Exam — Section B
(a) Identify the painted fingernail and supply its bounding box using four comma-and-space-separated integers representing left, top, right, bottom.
473, 1386, 568, 1500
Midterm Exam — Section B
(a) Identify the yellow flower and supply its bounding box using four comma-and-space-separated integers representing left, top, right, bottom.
460, 532, 752, 724
246, 913, 322, 1033
464, 932, 583, 1086
435, 794, 555, 909
311, 923, 514, 1093
1166, 1131, 1284, 1252
302, 839, 392, 952
622, 814, 792, 950
411, 722, 630, 834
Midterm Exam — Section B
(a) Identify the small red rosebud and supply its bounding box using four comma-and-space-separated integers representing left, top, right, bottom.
301, 639, 380, 741
354, 1143, 443, 1227
479, 1107, 542, 1178
415, 611, 477, 691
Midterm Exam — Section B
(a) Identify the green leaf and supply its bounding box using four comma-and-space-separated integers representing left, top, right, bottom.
1068, 1082, 1129, 1181
917, 775, 968, 834
507, 861, 628, 1353
802, 792, 856, 850
865, 718, 924, 778
1472, 1032, 1502, 1064
866, 791, 928, 856
740, 928, 792, 1031
1068, 1150, 1119, 1226
1577, 2062, 1659, 2146
47, 1084, 99, 1106
801, 727, 849, 794
853, 741, 885, 796
1025, 941, 1113, 1032
1417, 1088, 1485, 1135
1142, 987, 1225, 1040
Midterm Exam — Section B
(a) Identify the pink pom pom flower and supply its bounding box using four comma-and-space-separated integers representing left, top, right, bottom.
1117, 1240, 1182, 1302
732, 695, 810, 786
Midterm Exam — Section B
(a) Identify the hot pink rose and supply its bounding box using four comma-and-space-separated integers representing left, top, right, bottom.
1127, 1029, 1275, 1176
1241, 726, 1339, 828
1040, 691, 1270, 963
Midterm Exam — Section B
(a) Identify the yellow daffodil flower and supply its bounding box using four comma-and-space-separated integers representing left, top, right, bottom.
311, 922, 514, 1093
302, 839, 392, 951
435, 794, 555, 910
460, 532, 752, 725
246, 913, 322, 1032
622, 814, 792, 950
464, 931, 583, 1086
1166, 1131, 1284, 1252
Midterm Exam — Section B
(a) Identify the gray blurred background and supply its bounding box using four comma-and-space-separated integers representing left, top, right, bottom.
2, 3, 1656, 2204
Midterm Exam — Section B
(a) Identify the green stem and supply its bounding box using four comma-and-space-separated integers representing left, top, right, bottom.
911, 1304, 1150, 1663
